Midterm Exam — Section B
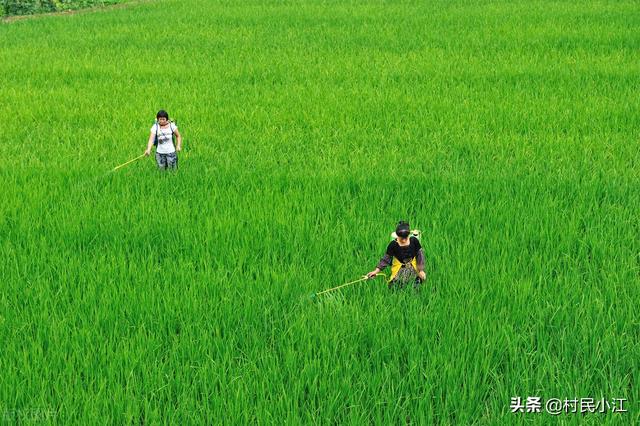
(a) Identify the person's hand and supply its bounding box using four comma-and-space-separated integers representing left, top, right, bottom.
366, 270, 378, 279
418, 271, 426, 281
144, 149, 151, 157
176, 145, 182, 152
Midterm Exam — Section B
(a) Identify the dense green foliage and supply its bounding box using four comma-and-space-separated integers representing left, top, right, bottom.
1, 0, 639, 423
1, 0, 124, 17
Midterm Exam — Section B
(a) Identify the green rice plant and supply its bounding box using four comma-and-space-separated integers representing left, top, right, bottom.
0, 0, 639, 423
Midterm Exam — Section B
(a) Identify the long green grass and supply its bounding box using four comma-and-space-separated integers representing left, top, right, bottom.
1, 0, 639, 423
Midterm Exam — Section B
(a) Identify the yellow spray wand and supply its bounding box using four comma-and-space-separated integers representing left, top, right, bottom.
312, 273, 387, 299
111, 154, 146, 172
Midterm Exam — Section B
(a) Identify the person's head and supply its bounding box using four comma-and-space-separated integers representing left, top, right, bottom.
156, 110, 169, 125
396, 221, 411, 240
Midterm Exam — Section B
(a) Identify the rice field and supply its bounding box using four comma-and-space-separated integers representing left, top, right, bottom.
1, 0, 639, 423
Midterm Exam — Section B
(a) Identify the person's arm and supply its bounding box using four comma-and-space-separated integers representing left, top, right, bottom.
367, 253, 392, 279
173, 127, 182, 152
416, 248, 426, 281
416, 248, 425, 271
144, 130, 155, 156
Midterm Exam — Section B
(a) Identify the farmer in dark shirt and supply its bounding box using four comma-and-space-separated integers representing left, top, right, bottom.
366, 221, 426, 289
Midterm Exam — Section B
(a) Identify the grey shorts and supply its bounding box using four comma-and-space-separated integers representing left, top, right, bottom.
155, 152, 178, 170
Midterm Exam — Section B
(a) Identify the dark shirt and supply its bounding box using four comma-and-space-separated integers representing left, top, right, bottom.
376, 237, 425, 270
386, 237, 422, 263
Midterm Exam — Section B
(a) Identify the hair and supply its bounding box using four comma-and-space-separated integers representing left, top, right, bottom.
396, 221, 410, 231
156, 110, 169, 120
395, 221, 411, 238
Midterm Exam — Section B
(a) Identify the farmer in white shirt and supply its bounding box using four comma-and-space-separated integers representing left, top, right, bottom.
144, 110, 182, 170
